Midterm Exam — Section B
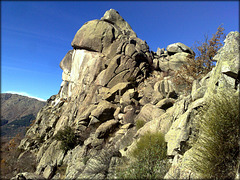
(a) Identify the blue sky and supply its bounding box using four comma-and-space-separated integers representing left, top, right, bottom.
1, 1, 239, 101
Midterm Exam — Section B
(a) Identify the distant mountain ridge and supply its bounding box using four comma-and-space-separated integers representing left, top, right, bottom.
1, 93, 46, 141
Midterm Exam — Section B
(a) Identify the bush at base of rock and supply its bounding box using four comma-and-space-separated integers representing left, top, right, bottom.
191, 90, 239, 179
116, 131, 170, 179
54, 126, 78, 152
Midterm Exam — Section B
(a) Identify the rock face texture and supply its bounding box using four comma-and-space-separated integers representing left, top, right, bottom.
11, 9, 239, 180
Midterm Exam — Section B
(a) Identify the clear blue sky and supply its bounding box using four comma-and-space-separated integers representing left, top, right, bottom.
1, 1, 239, 101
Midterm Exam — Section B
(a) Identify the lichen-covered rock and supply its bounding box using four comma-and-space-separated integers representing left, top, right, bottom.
165, 98, 205, 156
63, 145, 86, 179
191, 86, 207, 101
205, 31, 239, 98
77, 148, 115, 179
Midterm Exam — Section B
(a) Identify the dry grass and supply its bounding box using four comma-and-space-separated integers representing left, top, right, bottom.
191, 90, 239, 178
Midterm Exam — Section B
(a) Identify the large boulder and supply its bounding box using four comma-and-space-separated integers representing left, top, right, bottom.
156, 47, 165, 56
154, 78, 177, 98
156, 98, 175, 110
70, 9, 152, 89
71, 20, 117, 52
120, 88, 138, 108
103, 82, 131, 102
135, 103, 165, 123
167, 42, 195, 56
90, 101, 117, 122
95, 119, 119, 138
135, 105, 175, 138
168, 52, 190, 70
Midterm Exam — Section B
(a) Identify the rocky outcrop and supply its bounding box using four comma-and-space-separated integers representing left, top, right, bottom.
15, 9, 152, 179
12, 9, 239, 180
166, 42, 195, 56
164, 31, 240, 179
152, 42, 195, 73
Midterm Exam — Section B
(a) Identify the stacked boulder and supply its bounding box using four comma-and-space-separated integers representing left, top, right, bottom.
153, 42, 195, 72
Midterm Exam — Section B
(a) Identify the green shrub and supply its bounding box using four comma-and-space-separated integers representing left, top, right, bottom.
117, 131, 170, 179
191, 90, 239, 179
135, 119, 145, 130
54, 126, 78, 152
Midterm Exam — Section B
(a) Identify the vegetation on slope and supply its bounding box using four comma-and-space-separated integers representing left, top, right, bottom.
54, 126, 79, 152
191, 90, 239, 178
117, 131, 170, 179
0, 134, 37, 179
1, 114, 35, 137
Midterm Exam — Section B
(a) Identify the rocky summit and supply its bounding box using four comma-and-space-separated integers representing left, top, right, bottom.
10, 9, 239, 179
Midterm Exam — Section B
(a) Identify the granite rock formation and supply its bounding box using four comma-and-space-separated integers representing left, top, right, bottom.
10, 9, 239, 180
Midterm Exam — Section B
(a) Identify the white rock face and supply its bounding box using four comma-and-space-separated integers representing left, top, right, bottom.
60, 49, 104, 99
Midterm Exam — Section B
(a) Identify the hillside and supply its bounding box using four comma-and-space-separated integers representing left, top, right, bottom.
3, 9, 239, 180
1, 93, 46, 141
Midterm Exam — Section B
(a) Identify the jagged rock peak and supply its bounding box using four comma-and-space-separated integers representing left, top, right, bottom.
71, 9, 138, 52
101, 9, 137, 37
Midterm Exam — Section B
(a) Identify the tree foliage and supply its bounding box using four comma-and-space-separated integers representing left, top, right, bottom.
173, 24, 225, 91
